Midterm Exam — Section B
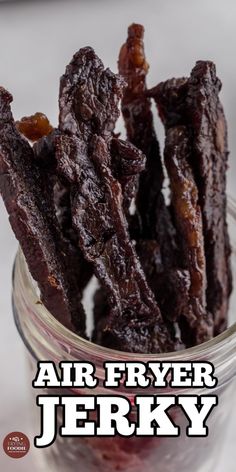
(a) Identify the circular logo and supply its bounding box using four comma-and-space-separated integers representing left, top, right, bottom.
3, 432, 30, 459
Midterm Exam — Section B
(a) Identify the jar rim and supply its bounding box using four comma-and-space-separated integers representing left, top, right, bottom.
14, 197, 236, 362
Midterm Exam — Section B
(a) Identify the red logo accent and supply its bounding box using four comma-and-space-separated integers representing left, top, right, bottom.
3, 432, 30, 459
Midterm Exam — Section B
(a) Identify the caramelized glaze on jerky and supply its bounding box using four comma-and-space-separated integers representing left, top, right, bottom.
16, 112, 53, 142
186, 61, 232, 334
57, 47, 175, 353
164, 126, 213, 345
0, 88, 85, 333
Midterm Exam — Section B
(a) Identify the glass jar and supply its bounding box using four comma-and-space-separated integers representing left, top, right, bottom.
12, 199, 236, 472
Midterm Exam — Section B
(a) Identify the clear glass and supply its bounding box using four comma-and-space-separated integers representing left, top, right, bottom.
12, 198, 236, 472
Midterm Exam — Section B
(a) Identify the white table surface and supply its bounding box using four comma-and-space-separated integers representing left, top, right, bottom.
0, 1, 236, 470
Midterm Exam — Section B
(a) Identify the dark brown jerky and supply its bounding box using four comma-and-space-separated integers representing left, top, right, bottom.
118, 25, 188, 337
59, 47, 124, 140
33, 131, 92, 291
119, 25, 162, 233
148, 78, 188, 129
92, 287, 110, 345
137, 240, 190, 323
186, 61, 232, 334
93, 137, 146, 342
164, 126, 213, 345
151, 62, 232, 334
57, 47, 177, 352
56, 132, 175, 353
33, 128, 59, 166
110, 137, 146, 214
0, 87, 85, 333
119, 25, 180, 267
16, 112, 53, 142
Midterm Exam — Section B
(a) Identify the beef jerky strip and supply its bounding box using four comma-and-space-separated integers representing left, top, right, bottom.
93, 138, 146, 344
17, 117, 93, 300
59, 48, 122, 140
92, 287, 109, 345
19, 125, 65, 231
118, 25, 189, 339
58, 43, 146, 341
33, 130, 93, 291
56, 133, 175, 353
57, 47, 175, 353
118, 24, 178, 266
0, 87, 86, 334
150, 62, 232, 334
164, 126, 213, 346
110, 137, 146, 214
186, 61, 232, 335
137, 240, 190, 327
150, 79, 213, 343
149, 77, 188, 129
118, 24, 163, 235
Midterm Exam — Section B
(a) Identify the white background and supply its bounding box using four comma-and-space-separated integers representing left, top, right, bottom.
0, 0, 235, 470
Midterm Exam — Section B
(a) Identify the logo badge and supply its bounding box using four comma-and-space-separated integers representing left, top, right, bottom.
3, 432, 30, 459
